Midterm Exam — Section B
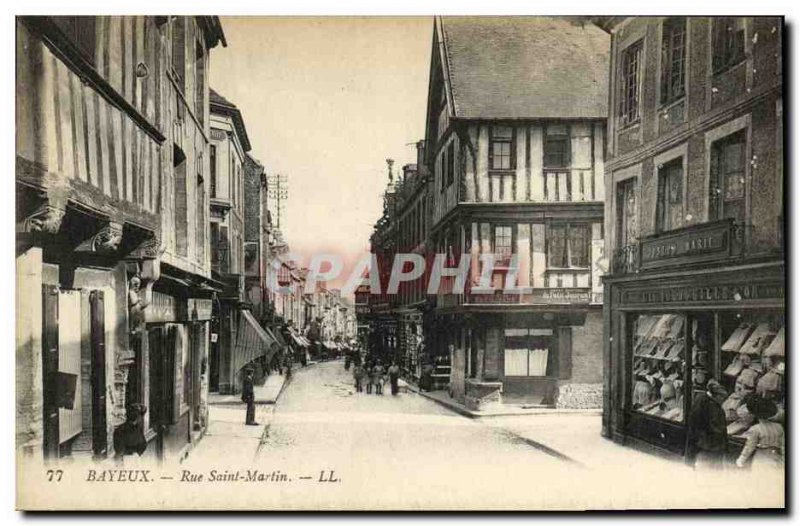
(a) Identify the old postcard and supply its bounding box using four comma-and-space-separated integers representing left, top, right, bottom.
14, 15, 786, 510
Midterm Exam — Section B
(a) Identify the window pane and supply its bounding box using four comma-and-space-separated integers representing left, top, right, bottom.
548, 224, 567, 267
569, 224, 590, 267
528, 348, 549, 377
631, 314, 686, 423
504, 348, 529, 376
492, 141, 511, 170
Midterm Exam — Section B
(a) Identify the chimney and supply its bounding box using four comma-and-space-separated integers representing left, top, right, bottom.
416, 140, 426, 175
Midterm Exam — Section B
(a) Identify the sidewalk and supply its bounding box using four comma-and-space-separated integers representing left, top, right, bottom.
208, 372, 287, 406
400, 379, 680, 471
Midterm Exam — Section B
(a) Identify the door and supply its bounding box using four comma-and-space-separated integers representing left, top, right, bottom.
89, 291, 107, 458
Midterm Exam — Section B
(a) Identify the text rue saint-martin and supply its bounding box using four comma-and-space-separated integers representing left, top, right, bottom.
85, 469, 341, 483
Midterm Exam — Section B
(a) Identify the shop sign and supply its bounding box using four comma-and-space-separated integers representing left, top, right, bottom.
639, 221, 731, 269
188, 298, 213, 321
622, 282, 784, 306
148, 292, 182, 323
468, 288, 591, 305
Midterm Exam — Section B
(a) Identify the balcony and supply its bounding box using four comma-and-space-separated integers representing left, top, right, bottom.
612, 219, 751, 275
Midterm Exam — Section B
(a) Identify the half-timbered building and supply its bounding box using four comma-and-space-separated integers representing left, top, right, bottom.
422, 17, 609, 409
16, 16, 225, 462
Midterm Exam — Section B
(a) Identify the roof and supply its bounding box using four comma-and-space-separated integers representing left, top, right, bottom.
209, 88, 252, 152
438, 16, 609, 120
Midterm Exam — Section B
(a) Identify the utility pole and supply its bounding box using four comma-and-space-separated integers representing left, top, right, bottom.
267, 174, 289, 229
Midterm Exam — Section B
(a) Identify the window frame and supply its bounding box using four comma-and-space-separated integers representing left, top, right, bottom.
711, 17, 746, 75
489, 126, 515, 172
616, 177, 638, 248
709, 129, 747, 223
543, 125, 571, 169
618, 39, 644, 127
547, 222, 591, 270
655, 157, 685, 234
660, 17, 687, 106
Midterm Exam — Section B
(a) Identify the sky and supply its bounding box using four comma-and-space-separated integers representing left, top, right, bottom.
209, 17, 433, 287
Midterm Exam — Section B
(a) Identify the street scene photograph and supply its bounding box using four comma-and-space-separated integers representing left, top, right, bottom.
13, 14, 786, 510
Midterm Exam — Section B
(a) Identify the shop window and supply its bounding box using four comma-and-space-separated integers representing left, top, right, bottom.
660, 17, 686, 105
504, 328, 554, 377
718, 311, 784, 441
631, 314, 686, 423
709, 130, 746, 223
712, 17, 746, 75
618, 40, 643, 127
656, 158, 684, 233
489, 126, 514, 171
616, 178, 638, 247
547, 223, 590, 268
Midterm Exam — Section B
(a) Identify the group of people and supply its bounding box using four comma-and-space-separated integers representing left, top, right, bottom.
350, 357, 402, 396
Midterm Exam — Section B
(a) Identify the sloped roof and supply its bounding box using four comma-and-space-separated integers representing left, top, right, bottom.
439, 17, 609, 120
209, 88, 252, 152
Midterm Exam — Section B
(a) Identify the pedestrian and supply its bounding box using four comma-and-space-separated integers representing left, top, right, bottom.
686, 378, 728, 470
284, 353, 293, 380
365, 362, 374, 394
736, 396, 784, 472
353, 363, 364, 393
345, 351, 352, 371
372, 361, 386, 395
388, 362, 401, 396
420, 362, 434, 392
242, 367, 258, 426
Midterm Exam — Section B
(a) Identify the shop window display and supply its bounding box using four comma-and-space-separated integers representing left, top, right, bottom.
631, 314, 686, 422
718, 312, 785, 443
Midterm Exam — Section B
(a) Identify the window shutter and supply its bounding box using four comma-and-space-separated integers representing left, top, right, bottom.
510, 127, 517, 170
488, 128, 494, 170
709, 145, 720, 220
557, 327, 572, 380
42, 284, 61, 459
161, 325, 180, 425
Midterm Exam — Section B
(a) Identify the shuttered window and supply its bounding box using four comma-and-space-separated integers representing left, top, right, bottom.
656, 158, 684, 233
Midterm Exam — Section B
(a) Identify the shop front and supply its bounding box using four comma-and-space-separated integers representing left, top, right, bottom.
604, 224, 785, 460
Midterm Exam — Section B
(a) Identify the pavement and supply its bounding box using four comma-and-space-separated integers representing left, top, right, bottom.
207, 372, 288, 406
183, 359, 784, 510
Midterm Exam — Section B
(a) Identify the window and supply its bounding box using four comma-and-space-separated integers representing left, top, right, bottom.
446, 141, 455, 186
504, 328, 554, 377
493, 225, 514, 267
712, 17, 745, 74
616, 178, 638, 247
630, 314, 686, 422
660, 17, 686, 105
489, 126, 514, 170
195, 38, 205, 125
209, 145, 217, 198
710, 130, 746, 223
52, 17, 97, 66
174, 149, 188, 257
547, 223, 590, 268
656, 158, 684, 233
544, 125, 570, 168
171, 17, 186, 92
619, 40, 643, 126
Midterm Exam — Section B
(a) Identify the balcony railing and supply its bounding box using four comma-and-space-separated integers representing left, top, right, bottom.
611, 219, 754, 275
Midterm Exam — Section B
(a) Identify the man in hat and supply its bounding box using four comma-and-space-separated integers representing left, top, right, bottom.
686, 378, 728, 469
242, 367, 258, 426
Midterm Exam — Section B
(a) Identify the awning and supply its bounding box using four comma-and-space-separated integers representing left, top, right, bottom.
233, 310, 278, 374
288, 329, 309, 348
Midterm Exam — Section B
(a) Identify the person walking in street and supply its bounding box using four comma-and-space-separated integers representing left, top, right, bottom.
284, 353, 293, 380
388, 362, 401, 396
686, 378, 728, 470
353, 363, 365, 393
372, 361, 386, 395
365, 361, 374, 394
242, 367, 258, 426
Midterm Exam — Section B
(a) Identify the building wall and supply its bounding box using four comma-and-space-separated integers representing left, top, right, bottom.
606, 17, 783, 257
